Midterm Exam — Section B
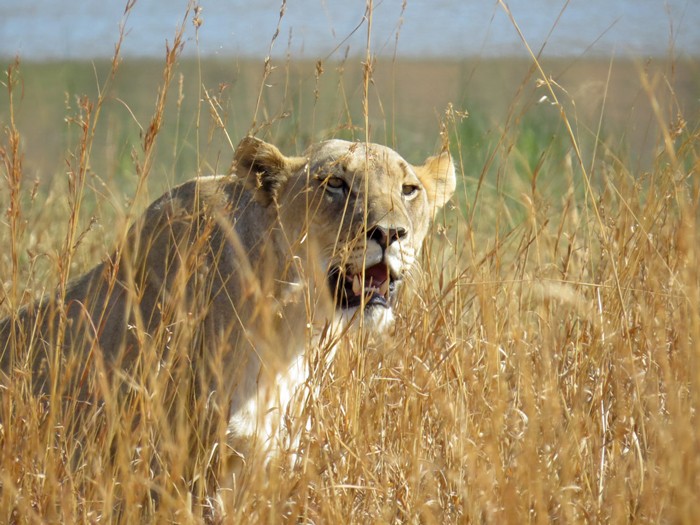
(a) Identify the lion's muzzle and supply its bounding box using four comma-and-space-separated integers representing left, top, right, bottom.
328, 225, 407, 311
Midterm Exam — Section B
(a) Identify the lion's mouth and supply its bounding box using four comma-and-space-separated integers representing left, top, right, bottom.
328, 263, 398, 310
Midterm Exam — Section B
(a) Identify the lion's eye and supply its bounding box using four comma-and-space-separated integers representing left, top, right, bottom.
325, 177, 348, 195
402, 184, 420, 199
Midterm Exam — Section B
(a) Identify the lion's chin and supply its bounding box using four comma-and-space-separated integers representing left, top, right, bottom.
327, 262, 400, 334
339, 303, 396, 334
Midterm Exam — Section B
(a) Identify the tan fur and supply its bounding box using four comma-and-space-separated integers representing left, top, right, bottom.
0, 136, 456, 463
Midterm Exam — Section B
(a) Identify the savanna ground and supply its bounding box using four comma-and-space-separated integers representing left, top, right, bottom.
1, 4, 700, 524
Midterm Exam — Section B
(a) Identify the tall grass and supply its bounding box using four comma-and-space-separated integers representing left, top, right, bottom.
1, 2, 699, 523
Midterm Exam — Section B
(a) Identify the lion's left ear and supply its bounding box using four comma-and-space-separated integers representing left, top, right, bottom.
414, 150, 456, 212
233, 136, 307, 206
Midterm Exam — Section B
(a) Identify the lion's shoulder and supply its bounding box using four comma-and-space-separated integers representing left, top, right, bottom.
149, 175, 239, 216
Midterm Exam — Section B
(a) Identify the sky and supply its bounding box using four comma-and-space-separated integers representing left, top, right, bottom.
0, 0, 698, 60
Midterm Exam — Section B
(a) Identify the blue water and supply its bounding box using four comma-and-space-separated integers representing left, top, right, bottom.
0, 0, 698, 60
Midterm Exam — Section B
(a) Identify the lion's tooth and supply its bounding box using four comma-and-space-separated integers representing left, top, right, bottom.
380, 279, 389, 298
352, 275, 362, 295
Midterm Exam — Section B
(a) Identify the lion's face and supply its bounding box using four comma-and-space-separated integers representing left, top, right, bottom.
234, 137, 456, 331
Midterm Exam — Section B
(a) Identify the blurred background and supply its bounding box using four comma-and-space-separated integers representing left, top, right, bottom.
0, 0, 698, 208
1, 0, 698, 59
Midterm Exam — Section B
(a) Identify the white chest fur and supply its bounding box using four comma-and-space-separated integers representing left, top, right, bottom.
227, 350, 309, 453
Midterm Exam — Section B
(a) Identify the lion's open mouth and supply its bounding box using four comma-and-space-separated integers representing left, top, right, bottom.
328, 263, 398, 310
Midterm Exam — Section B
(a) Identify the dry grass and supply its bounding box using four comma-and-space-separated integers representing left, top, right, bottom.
1, 2, 699, 523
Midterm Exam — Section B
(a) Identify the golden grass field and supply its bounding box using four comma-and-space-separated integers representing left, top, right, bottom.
1, 5, 699, 524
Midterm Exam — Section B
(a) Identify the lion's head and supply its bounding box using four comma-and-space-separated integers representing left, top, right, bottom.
233, 137, 456, 331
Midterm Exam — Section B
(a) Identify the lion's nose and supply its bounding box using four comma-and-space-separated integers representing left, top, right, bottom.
367, 225, 407, 250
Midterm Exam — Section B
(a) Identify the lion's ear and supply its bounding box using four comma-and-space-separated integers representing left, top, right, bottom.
233, 136, 307, 206
414, 150, 456, 212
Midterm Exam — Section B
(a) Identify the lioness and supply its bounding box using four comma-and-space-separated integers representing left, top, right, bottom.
0, 136, 455, 470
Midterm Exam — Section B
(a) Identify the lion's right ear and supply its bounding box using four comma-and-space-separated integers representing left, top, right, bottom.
233, 136, 307, 206
414, 150, 456, 213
